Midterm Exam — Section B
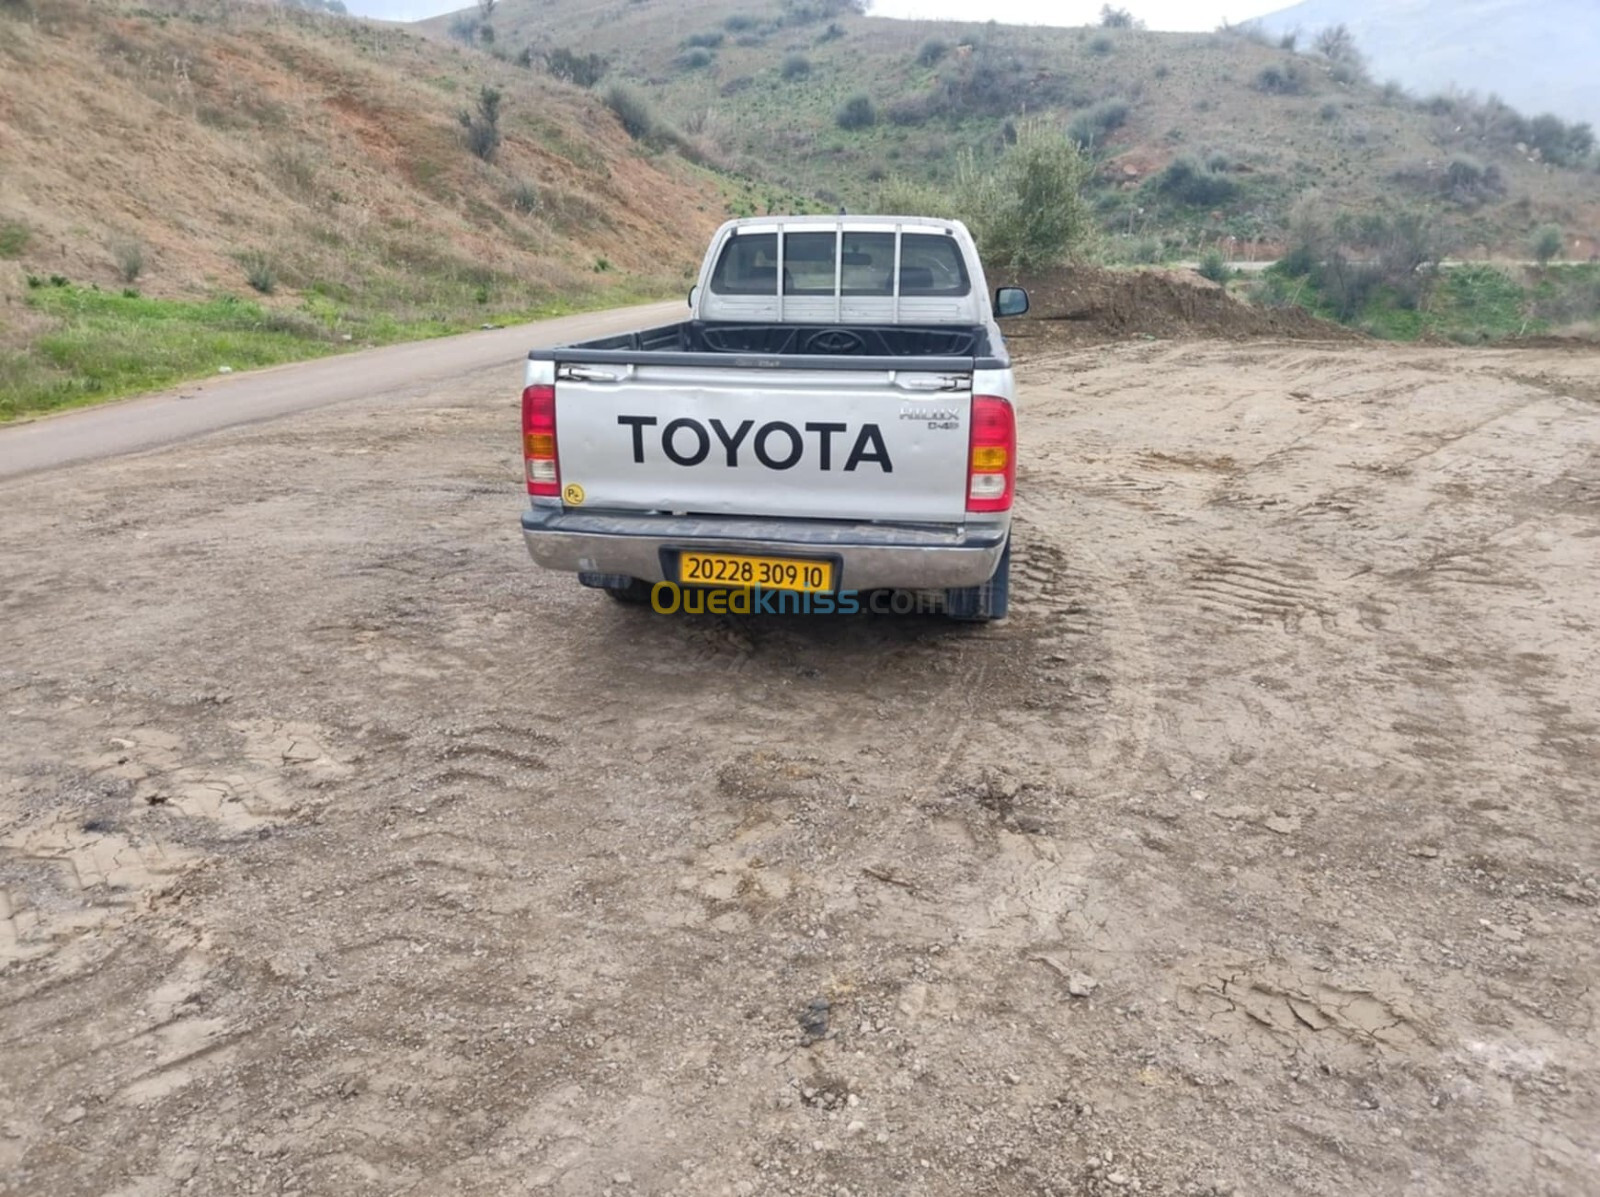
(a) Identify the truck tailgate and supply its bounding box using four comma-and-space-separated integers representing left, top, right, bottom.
553, 363, 972, 523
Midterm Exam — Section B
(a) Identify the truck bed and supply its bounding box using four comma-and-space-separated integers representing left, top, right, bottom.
530, 320, 1009, 372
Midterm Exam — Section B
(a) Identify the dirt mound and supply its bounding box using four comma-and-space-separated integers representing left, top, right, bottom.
1010, 265, 1355, 348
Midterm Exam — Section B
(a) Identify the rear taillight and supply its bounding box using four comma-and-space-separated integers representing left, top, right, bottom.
522, 384, 558, 497
967, 395, 1016, 512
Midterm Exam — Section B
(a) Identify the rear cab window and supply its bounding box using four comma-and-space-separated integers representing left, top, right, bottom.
708, 228, 971, 299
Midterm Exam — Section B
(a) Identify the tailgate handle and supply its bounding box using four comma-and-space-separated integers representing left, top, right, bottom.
894, 373, 967, 392
558, 364, 634, 383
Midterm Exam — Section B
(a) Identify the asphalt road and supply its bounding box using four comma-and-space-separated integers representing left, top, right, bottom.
0, 300, 682, 481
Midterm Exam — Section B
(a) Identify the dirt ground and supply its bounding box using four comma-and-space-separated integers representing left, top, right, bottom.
3, 331, 1599, 1197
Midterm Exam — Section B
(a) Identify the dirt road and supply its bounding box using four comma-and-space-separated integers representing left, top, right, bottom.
2, 334, 1598, 1196
0, 301, 682, 481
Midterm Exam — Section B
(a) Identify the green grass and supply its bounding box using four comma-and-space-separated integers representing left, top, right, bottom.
0, 279, 673, 423
0, 222, 30, 259
1252, 261, 1600, 343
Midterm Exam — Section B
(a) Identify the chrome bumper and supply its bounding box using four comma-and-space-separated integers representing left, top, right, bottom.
521, 505, 1008, 590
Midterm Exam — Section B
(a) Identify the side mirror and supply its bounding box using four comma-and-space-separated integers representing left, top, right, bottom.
688, 285, 701, 309
995, 287, 1029, 318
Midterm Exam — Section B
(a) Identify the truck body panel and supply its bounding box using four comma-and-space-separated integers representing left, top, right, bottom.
519, 215, 1024, 618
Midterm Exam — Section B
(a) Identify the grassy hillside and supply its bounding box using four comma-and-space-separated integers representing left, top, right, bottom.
1257, 0, 1600, 130
0, 0, 727, 417
422, 0, 1600, 263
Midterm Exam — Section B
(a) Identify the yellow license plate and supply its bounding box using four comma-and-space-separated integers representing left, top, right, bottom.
679, 551, 834, 593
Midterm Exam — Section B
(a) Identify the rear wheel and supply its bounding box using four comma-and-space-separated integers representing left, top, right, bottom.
944, 539, 1011, 623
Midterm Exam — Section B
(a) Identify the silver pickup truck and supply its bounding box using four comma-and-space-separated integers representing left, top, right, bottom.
519, 215, 1028, 621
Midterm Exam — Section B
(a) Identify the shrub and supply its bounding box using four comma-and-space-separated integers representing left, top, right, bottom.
1248, 271, 1303, 309
1532, 225, 1565, 266
1197, 248, 1229, 284
953, 120, 1095, 273
1215, 19, 1271, 46
874, 175, 954, 218
885, 94, 935, 126
723, 13, 758, 31
1316, 209, 1448, 319
929, 37, 1066, 119
1395, 156, 1504, 208
1099, 4, 1139, 28
241, 251, 276, 295
681, 30, 724, 49
1329, 59, 1366, 86
1529, 268, 1600, 324
916, 36, 949, 67
1278, 31, 1298, 51
0, 221, 29, 259
677, 47, 714, 70
508, 180, 539, 214
447, 13, 479, 43
1068, 98, 1130, 148
267, 146, 319, 197
1155, 155, 1238, 207
1088, 34, 1114, 55
1319, 102, 1339, 122
458, 85, 502, 161
835, 93, 876, 130
781, 52, 811, 79
544, 46, 606, 87
604, 83, 656, 140
1122, 236, 1165, 264
1528, 113, 1595, 167
781, 0, 864, 22
1253, 62, 1307, 95
111, 237, 145, 283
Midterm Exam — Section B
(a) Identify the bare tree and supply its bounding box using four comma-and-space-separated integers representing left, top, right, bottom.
1313, 24, 1359, 62
477, 0, 496, 20
1100, 5, 1142, 29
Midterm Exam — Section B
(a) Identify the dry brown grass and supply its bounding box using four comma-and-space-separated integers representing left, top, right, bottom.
0, 0, 724, 316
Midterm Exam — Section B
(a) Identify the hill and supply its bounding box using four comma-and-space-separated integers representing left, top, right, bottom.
419, 0, 1600, 262
0, 0, 725, 416
1256, 0, 1600, 130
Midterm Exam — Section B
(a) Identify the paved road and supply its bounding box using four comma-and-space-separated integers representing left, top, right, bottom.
0, 300, 682, 480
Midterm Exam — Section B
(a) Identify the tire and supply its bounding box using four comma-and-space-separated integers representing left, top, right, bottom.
944, 538, 1011, 623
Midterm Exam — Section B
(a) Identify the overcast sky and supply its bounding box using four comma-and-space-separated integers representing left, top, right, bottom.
345, 0, 1289, 31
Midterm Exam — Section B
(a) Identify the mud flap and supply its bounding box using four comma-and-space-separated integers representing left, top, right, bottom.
944, 538, 1010, 622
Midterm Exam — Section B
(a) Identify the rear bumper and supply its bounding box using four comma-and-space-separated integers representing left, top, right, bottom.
521, 506, 1008, 590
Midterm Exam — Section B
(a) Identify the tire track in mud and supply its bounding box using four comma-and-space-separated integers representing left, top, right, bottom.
1184, 550, 1338, 632
998, 507, 1158, 791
